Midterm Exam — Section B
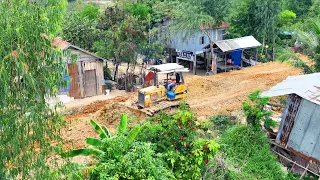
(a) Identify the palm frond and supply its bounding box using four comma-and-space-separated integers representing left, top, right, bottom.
117, 114, 128, 135
62, 148, 105, 158
90, 119, 109, 139
86, 138, 105, 147
127, 126, 141, 144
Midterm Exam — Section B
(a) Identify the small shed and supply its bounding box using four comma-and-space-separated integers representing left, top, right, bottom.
204, 36, 262, 72
53, 38, 108, 99
262, 73, 320, 164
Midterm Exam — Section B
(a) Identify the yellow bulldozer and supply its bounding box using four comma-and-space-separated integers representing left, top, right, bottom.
137, 63, 189, 116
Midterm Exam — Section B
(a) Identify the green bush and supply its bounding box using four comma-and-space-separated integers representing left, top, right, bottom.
64, 106, 221, 179
91, 140, 174, 180
242, 90, 276, 131
202, 153, 229, 180
139, 104, 220, 179
63, 115, 174, 179
220, 125, 297, 180
211, 115, 230, 129
103, 65, 112, 80
80, 3, 100, 20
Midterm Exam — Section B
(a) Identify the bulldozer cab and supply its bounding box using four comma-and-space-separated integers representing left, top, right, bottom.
149, 63, 188, 85
138, 63, 189, 108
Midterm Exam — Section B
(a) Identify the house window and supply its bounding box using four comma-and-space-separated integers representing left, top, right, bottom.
218, 29, 226, 40
200, 36, 205, 44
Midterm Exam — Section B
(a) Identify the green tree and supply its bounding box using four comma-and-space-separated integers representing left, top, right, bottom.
96, 4, 147, 81
0, 0, 69, 179
242, 90, 276, 131
230, 0, 281, 60
167, 0, 230, 74
285, 0, 312, 18
296, 19, 320, 71
62, 1, 102, 52
80, 3, 100, 20
62, 12, 101, 52
124, 2, 151, 21
276, 47, 313, 73
279, 10, 296, 27
203, 0, 231, 25
309, 0, 320, 18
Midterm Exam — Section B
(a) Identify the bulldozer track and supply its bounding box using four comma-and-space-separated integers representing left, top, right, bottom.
127, 101, 181, 116
142, 101, 181, 116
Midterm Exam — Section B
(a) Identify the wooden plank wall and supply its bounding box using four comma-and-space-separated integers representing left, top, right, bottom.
82, 61, 104, 95
69, 48, 104, 97
68, 64, 80, 99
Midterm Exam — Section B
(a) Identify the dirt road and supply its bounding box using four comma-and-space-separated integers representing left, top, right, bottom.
63, 90, 126, 112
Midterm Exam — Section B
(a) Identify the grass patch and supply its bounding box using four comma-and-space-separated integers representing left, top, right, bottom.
220, 125, 297, 180
277, 47, 313, 74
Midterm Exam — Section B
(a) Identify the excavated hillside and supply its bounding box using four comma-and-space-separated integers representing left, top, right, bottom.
185, 61, 302, 117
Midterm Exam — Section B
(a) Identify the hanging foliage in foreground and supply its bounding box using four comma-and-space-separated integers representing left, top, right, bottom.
0, 0, 69, 179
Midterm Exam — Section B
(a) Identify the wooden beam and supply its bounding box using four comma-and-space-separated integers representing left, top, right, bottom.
225, 53, 227, 72
241, 49, 243, 68
78, 62, 84, 98
268, 140, 320, 178
271, 150, 319, 177
193, 55, 196, 75
300, 162, 310, 179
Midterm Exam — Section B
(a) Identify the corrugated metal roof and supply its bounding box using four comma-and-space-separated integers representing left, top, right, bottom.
52, 38, 71, 50
214, 36, 262, 52
201, 22, 230, 30
52, 38, 108, 61
262, 73, 320, 105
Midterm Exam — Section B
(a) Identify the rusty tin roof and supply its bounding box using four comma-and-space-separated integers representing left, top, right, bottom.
262, 73, 320, 105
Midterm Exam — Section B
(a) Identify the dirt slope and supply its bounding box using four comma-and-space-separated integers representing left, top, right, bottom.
62, 95, 146, 151
185, 62, 302, 117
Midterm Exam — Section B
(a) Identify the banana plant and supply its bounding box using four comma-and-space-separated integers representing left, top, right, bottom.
62, 114, 144, 158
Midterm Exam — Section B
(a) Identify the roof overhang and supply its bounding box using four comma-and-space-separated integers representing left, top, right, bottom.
68, 45, 109, 62
157, 69, 189, 74
52, 37, 110, 62
204, 36, 262, 52
148, 63, 189, 73
261, 73, 320, 105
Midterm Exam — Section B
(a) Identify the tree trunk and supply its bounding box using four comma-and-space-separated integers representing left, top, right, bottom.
262, 37, 265, 55
200, 28, 216, 74
272, 37, 276, 61
114, 63, 119, 82
210, 41, 217, 74
125, 62, 129, 92
114, 53, 120, 82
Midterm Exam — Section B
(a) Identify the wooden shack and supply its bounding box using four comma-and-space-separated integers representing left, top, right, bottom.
262, 73, 320, 174
53, 38, 107, 99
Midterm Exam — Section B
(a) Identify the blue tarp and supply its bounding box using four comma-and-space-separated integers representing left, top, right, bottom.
57, 75, 71, 95
232, 49, 242, 66
61, 75, 71, 91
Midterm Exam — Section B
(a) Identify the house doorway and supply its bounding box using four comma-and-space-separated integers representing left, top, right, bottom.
84, 69, 97, 97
